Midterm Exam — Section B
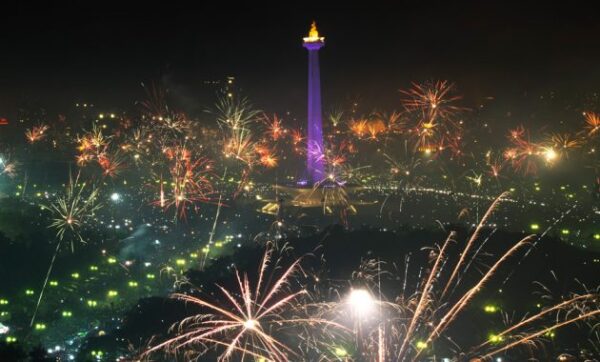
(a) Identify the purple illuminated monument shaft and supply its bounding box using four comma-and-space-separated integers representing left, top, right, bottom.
303, 23, 325, 184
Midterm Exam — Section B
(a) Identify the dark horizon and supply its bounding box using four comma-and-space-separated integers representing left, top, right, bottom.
3, 3, 600, 119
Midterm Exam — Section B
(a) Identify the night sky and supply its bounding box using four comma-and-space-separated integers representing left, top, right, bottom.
2, 2, 600, 118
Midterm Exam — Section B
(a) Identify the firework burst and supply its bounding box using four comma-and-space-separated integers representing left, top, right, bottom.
25, 124, 49, 143
152, 146, 215, 220
504, 125, 541, 174
0, 154, 18, 178
32, 173, 102, 327
42, 173, 102, 245
401, 81, 465, 154
583, 111, 600, 137
144, 246, 343, 361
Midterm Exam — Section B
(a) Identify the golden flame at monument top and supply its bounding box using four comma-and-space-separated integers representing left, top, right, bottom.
303, 21, 325, 43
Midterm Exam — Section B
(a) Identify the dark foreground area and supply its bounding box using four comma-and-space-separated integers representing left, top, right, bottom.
3, 223, 596, 361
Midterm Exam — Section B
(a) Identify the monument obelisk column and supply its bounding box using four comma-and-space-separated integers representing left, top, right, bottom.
303, 21, 325, 184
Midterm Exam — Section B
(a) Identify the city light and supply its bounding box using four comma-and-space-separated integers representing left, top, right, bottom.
484, 304, 499, 313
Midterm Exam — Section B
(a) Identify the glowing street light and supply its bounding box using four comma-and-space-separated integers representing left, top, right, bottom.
110, 192, 121, 202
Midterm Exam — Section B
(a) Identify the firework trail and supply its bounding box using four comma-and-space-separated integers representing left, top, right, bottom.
32, 173, 101, 326
473, 293, 598, 352
396, 231, 456, 358
481, 309, 600, 359
441, 191, 510, 299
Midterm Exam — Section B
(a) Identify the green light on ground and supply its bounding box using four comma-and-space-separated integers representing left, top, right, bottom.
484, 305, 499, 313
489, 333, 504, 343
107, 290, 118, 297
334, 347, 348, 357
530, 223, 539, 231
416, 341, 427, 350
62, 311, 72, 317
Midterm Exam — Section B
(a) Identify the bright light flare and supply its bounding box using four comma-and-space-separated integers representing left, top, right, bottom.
347, 289, 376, 317
542, 147, 558, 163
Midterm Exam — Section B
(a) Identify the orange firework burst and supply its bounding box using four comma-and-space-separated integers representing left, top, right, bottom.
377, 111, 404, 133
366, 119, 386, 140
76, 125, 109, 156
25, 124, 49, 143
348, 118, 386, 140
259, 152, 278, 168
349, 119, 368, 138
144, 247, 342, 361
504, 125, 540, 174
401, 80, 464, 123
291, 128, 304, 145
263, 113, 285, 141
509, 125, 526, 141
543, 132, 583, 159
255, 143, 278, 168
97, 151, 126, 177
583, 111, 600, 136
153, 147, 215, 220
401, 81, 465, 154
